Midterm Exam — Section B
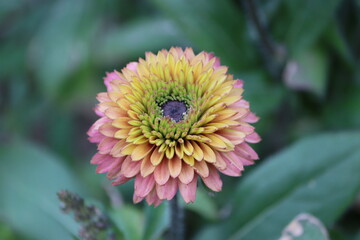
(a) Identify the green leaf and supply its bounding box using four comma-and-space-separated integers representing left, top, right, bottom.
29, 0, 98, 99
110, 205, 143, 240
323, 22, 353, 67
240, 71, 284, 117
0, 140, 85, 240
284, 0, 342, 55
183, 189, 218, 221
150, 0, 256, 70
280, 213, 329, 240
283, 48, 328, 97
195, 131, 360, 240
96, 18, 188, 66
142, 203, 170, 240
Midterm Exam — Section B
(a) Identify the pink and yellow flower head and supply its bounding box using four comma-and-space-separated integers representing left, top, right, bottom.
88, 47, 260, 206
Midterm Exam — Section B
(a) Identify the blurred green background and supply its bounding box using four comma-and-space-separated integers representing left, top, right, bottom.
1, 0, 360, 239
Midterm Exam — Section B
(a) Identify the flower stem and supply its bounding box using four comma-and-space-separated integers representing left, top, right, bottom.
242, 0, 287, 79
169, 195, 184, 240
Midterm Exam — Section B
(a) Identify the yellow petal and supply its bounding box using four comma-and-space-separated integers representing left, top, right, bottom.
191, 141, 203, 161
114, 129, 129, 139
213, 109, 237, 121
131, 143, 154, 161
175, 143, 184, 159
197, 142, 216, 163
150, 147, 165, 166
204, 134, 227, 149
127, 110, 139, 119
182, 154, 195, 166
117, 98, 131, 111
121, 143, 137, 155
105, 107, 127, 119
112, 117, 132, 128
222, 95, 241, 106
165, 147, 175, 159
183, 140, 194, 156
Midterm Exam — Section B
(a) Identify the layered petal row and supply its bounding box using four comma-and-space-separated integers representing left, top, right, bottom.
88, 47, 260, 206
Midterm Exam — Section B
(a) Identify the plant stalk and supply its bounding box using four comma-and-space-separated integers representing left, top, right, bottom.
169, 195, 184, 240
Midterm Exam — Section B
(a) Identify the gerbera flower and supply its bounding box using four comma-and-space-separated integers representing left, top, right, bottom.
88, 47, 260, 206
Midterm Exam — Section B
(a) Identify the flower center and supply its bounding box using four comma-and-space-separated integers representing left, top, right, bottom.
161, 100, 187, 122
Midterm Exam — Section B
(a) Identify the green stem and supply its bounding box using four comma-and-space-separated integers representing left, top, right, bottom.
169, 195, 184, 240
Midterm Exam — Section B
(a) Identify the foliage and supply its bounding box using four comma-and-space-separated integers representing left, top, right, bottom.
1, 0, 360, 239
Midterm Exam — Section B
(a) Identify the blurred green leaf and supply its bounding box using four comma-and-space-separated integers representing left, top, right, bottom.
0, 223, 16, 240
0, 42, 26, 79
150, 0, 256, 70
110, 205, 143, 240
324, 22, 353, 66
195, 131, 360, 240
97, 18, 188, 65
142, 203, 170, 240
183, 189, 218, 221
0, 140, 85, 240
29, 0, 99, 99
284, 0, 342, 55
283, 48, 328, 97
0, 0, 23, 19
240, 71, 284, 117
323, 85, 360, 129
280, 213, 329, 240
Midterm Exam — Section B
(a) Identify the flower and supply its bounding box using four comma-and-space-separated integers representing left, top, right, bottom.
88, 47, 260, 206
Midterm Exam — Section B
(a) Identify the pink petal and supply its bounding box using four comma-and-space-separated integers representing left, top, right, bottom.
156, 178, 178, 200
146, 188, 163, 206
193, 161, 209, 178
206, 52, 221, 68
126, 62, 138, 73
223, 151, 244, 170
104, 71, 121, 91
245, 132, 261, 143
213, 151, 227, 170
231, 99, 249, 108
98, 137, 118, 154
87, 117, 110, 143
95, 107, 105, 117
99, 123, 118, 137
88, 131, 105, 143
134, 174, 155, 198
178, 163, 194, 184
184, 47, 195, 61
96, 92, 111, 103
107, 158, 125, 178
234, 79, 244, 89
233, 147, 255, 166
96, 155, 123, 174
202, 165, 222, 192
112, 174, 131, 185
121, 156, 141, 178
91, 153, 108, 164
235, 143, 259, 160
242, 112, 259, 123
133, 194, 144, 204
219, 152, 243, 177
179, 175, 197, 203
233, 124, 255, 135
154, 159, 170, 185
